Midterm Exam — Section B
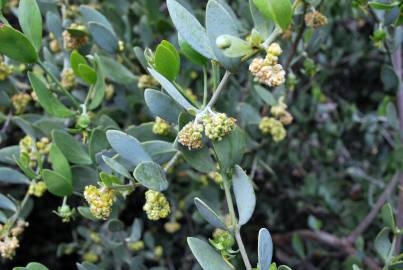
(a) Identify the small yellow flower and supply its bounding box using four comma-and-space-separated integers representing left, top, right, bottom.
208, 172, 223, 185
105, 84, 115, 100
305, 11, 328, 28
62, 24, 89, 50
36, 137, 51, 155
267, 43, 283, 57
10, 220, 28, 238
0, 56, 13, 81
28, 181, 47, 197
154, 245, 164, 258
82, 252, 99, 263
152, 117, 171, 135
164, 221, 181, 233
84, 185, 116, 220
11, 93, 31, 114
259, 117, 286, 142
128, 240, 145, 251
138, 74, 159, 89
143, 190, 170, 221
0, 236, 19, 259
61, 68, 76, 90
178, 121, 204, 150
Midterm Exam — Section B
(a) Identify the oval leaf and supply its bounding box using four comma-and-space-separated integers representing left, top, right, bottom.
0, 167, 30, 184
187, 237, 232, 270
133, 161, 168, 191
52, 130, 92, 165
258, 228, 273, 270
88, 21, 118, 54
232, 165, 256, 225
155, 41, 180, 81
42, 169, 73, 197
144, 89, 184, 123
194, 197, 227, 230
99, 55, 137, 84
0, 24, 38, 63
18, 0, 42, 51
0, 193, 16, 211
78, 64, 97, 85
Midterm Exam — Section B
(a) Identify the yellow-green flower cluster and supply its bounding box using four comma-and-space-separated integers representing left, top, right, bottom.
49, 33, 61, 53
143, 190, 170, 221
55, 205, 76, 223
249, 43, 286, 87
270, 96, 293, 125
305, 11, 328, 28
259, 117, 286, 142
0, 56, 13, 81
62, 24, 89, 50
82, 252, 99, 263
105, 84, 115, 100
210, 229, 235, 258
0, 220, 28, 260
178, 121, 204, 150
28, 181, 47, 197
61, 68, 76, 90
208, 171, 223, 185
36, 137, 52, 155
19, 136, 52, 168
84, 185, 116, 220
138, 74, 159, 89
11, 93, 31, 114
128, 240, 145, 251
152, 117, 171, 135
164, 221, 181, 233
202, 113, 236, 141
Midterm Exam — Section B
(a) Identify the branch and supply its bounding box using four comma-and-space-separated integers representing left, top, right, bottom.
285, 3, 307, 71
347, 173, 400, 243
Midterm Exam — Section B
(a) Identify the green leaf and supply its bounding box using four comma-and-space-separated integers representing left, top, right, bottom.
133, 161, 168, 191
255, 85, 276, 105
0, 24, 38, 63
144, 89, 184, 123
232, 165, 255, 225
382, 65, 399, 91
250, 0, 271, 39
381, 203, 396, 230
49, 144, 72, 182
0, 193, 16, 211
26, 262, 49, 270
369, 1, 400, 10
258, 228, 273, 270
253, 0, 293, 30
148, 68, 197, 111
389, 261, 403, 270
88, 55, 106, 110
0, 167, 30, 184
194, 197, 227, 230
278, 266, 292, 270
213, 127, 246, 171
218, 35, 254, 58
70, 50, 88, 77
42, 169, 73, 197
28, 72, 75, 118
0, 146, 19, 165
89, 127, 109, 161
12, 116, 36, 138
106, 130, 152, 167
80, 5, 114, 32
374, 227, 392, 262
18, 0, 42, 51
155, 40, 180, 81
206, 0, 240, 69
102, 156, 131, 178
178, 34, 208, 66
88, 21, 119, 54
78, 64, 97, 85
291, 233, 306, 259
77, 206, 97, 221
187, 237, 232, 270
142, 140, 177, 164
98, 55, 137, 84
52, 130, 92, 165
167, 0, 215, 59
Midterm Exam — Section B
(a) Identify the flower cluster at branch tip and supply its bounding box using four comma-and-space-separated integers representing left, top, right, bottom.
138, 74, 159, 89
84, 185, 116, 220
152, 117, 171, 135
19, 136, 52, 168
249, 43, 286, 87
202, 113, 236, 141
143, 190, 170, 221
29, 181, 47, 197
0, 55, 13, 81
11, 92, 31, 114
62, 24, 89, 50
270, 96, 294, 125
305, 11, 328, 28
54, 204, 76, 223
210, 229, 235, 259
61, 68, 76, 90
178, 121, 204, 150
0, 220, 28, 259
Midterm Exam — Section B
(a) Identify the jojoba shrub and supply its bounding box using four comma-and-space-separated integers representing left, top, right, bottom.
0, 0, 402, 269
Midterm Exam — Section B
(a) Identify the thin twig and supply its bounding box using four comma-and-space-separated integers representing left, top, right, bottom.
206, 71, 231, 109
347, 173, 400, 243
163, 152, 181, 173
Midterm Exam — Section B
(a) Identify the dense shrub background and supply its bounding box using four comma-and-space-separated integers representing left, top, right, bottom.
0, 0, 402, 269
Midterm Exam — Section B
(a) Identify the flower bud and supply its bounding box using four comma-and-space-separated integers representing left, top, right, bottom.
84, 185, 115, 220
216, 36, 231, 49
143, 190, 170, 221
178, 121, 204, 150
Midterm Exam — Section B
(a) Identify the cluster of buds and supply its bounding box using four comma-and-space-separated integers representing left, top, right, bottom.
249, 43, 286, 87
28, 181, 47, 197
105, 84, 115, 100
208, 171, 223, 185
259, 117, 286, 142
305, 11, 328, 28
143, 190, 170, 221
19, 136, 52, 168
11, 93, 31, 114
178, 121, 204, 150
128, 240, 145, 251
202, 113, 236, 141
0, 220, 28, 259
82, 252, 99, 263
61, 68, 76, 90
36, 137, 52, 155
138, 74, 159, 89
0, 56, 13, 81
84, 185, 116, 220
185, 88, 198, 103
270, 96, 293, 125
209, 229, 236, 259
54, 204, 76, 223
152, 117, 171, 136
49, 33, 61, 53
62, 24, 89, 50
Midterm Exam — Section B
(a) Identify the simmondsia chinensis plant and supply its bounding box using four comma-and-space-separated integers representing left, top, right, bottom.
0, 0, 402, 269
